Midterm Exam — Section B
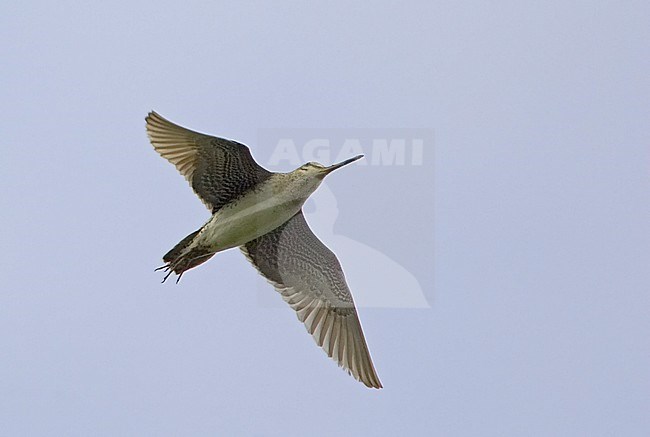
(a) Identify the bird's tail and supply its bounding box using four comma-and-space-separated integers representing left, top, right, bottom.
157, 229, 215, 283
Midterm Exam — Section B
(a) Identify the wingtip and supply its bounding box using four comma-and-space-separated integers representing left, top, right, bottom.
360, 377, 383, 389
145, 110, 162, 125
361, 372, 383, 389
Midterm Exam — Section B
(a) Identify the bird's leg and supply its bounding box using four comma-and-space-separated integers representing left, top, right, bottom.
187, 252, 216, 264
155, 260, 179, 283
161, 267, 175, 283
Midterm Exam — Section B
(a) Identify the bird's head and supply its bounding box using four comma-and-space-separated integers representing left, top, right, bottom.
295, 155, 364, 180
283, 155, 364, 213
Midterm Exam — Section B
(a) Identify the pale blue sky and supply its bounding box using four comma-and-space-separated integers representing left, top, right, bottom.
1, 1, 648, 436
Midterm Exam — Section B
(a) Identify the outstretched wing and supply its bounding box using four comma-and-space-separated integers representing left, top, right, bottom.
241, 211, 382, 388
145, 111, 272, 212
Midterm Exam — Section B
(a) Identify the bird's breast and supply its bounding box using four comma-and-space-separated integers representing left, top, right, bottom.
197, 181, 304, 252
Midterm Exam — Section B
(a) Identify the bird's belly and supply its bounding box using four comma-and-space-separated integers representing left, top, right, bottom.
197, 192, 302, 252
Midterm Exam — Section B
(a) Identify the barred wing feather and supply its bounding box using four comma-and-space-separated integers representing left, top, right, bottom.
241, 212, 382, 388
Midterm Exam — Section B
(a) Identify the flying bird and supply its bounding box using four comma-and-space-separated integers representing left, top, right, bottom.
145, 112, 382, 388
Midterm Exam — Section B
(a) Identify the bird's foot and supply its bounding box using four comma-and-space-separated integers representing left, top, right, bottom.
155, 248, 214, 284
155, 262, 182, 283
